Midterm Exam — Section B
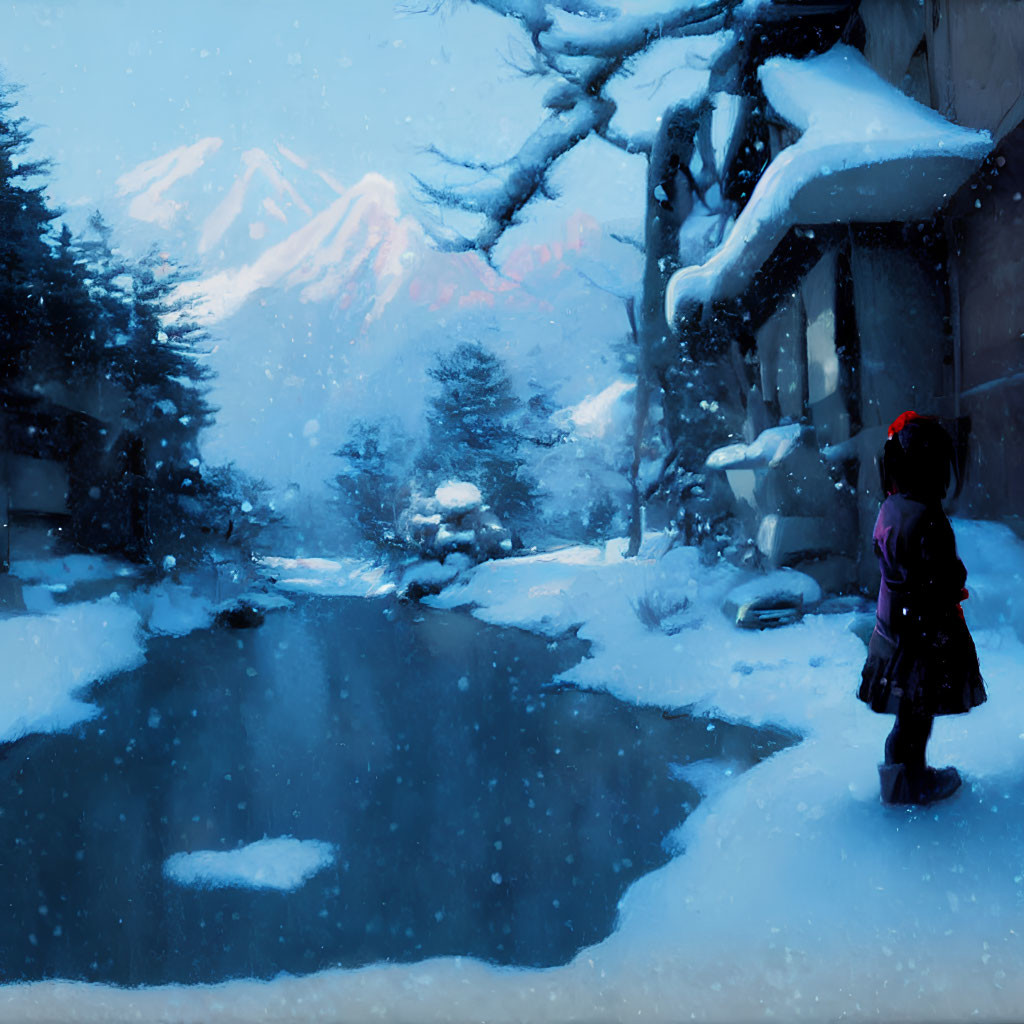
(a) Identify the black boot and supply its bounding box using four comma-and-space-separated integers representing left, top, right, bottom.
879, 763, 915, 804
919, 766, 962, 804
879, 763, 961, 805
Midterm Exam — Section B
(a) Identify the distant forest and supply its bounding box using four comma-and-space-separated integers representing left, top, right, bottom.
0, 81, 263, 569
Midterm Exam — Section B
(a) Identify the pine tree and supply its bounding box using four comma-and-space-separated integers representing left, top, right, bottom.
0, 83, 234, 567
0, 81, 59, 386
334, 418, 412, 552
418, 342, 535, 534
112, 249, 216, 562
37, 224, 110, 389
74, 212, 133, 354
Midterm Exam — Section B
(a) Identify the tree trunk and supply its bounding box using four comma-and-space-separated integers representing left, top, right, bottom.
627, 102, 701, 555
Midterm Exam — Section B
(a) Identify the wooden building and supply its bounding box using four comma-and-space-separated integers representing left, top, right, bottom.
664, 0, 1024, 591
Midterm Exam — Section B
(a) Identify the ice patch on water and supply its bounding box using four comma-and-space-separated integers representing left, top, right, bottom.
164, 837, 336, 891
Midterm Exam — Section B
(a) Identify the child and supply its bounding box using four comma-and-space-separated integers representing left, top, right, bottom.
858, 411, 986, 805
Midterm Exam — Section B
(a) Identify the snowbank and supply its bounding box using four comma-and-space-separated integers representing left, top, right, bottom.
164, 837, 336, 892
666, 44, 991, 322
952, 517, 1024, 639
10, 553, 142, 589
135, 582, 217, 636
0, 598, 144, 744
0, 567, 236, 746
428, 532, 853, 734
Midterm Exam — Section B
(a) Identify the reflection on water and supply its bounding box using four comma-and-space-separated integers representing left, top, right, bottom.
0, 596, 792, 985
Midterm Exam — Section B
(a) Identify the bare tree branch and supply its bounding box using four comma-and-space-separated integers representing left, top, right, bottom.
597, 124, 652, 156
500, 38, 551, 78
417, 96, 615, 254
419, 142, 511, 174
408, 0, 744, 255
610, 231, 644, 252
411, 174, 488, 214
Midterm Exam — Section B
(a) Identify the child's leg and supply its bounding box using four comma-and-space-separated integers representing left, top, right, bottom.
884, 708, 933, 770
880, 707, 958, 804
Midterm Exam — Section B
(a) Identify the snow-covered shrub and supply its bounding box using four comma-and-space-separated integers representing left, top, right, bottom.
400, 481, 512, 563
631, 588, 691, 635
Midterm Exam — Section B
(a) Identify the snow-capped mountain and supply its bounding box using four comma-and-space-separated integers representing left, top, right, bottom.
115, 139, 619, 327
178, 169, 425, 323
117, 140, 427, 323
114, 139, 637, 511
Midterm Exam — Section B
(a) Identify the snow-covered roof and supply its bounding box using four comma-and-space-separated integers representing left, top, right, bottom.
666, 45, 992, 326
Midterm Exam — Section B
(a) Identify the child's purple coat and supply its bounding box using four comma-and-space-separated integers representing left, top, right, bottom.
858, 494, 986, 717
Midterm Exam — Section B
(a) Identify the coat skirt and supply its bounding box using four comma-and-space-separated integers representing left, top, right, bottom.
858, 611, 986, 717
857, 493, 986, 718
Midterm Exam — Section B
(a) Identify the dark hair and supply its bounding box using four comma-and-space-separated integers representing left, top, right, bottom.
879, 416, 955, 500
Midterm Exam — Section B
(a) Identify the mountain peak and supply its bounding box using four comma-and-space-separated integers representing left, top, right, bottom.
198, 146, 314, 256
118, 141, 616, 327
116, 137, 224, 228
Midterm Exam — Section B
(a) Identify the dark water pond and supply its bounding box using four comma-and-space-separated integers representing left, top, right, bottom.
0, 595, 792, 985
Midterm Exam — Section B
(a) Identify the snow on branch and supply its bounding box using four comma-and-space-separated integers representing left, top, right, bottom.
417, 95, 615, 254
411, 0, 746, 255
540, 0, 735, 59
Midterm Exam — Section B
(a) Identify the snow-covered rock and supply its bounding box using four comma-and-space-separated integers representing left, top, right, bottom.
722, 568, 822, 628
435, 481, 483, 515
213, 590, 291, 629
397, 557, 466, 602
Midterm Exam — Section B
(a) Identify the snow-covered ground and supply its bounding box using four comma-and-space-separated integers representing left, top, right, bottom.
4, 522, 1024, 1022
0, 554, 256, 746
0, 595, 144, 745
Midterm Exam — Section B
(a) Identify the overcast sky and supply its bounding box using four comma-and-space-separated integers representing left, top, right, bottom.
2, 3, 554, 207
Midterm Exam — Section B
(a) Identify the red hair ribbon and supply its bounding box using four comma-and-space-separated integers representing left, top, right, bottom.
887, 410, 933, 439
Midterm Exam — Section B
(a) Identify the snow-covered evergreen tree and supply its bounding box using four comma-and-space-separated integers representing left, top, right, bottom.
418, 341, 537, 539
0, 80, 246, 568
0, 82, 59, 387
